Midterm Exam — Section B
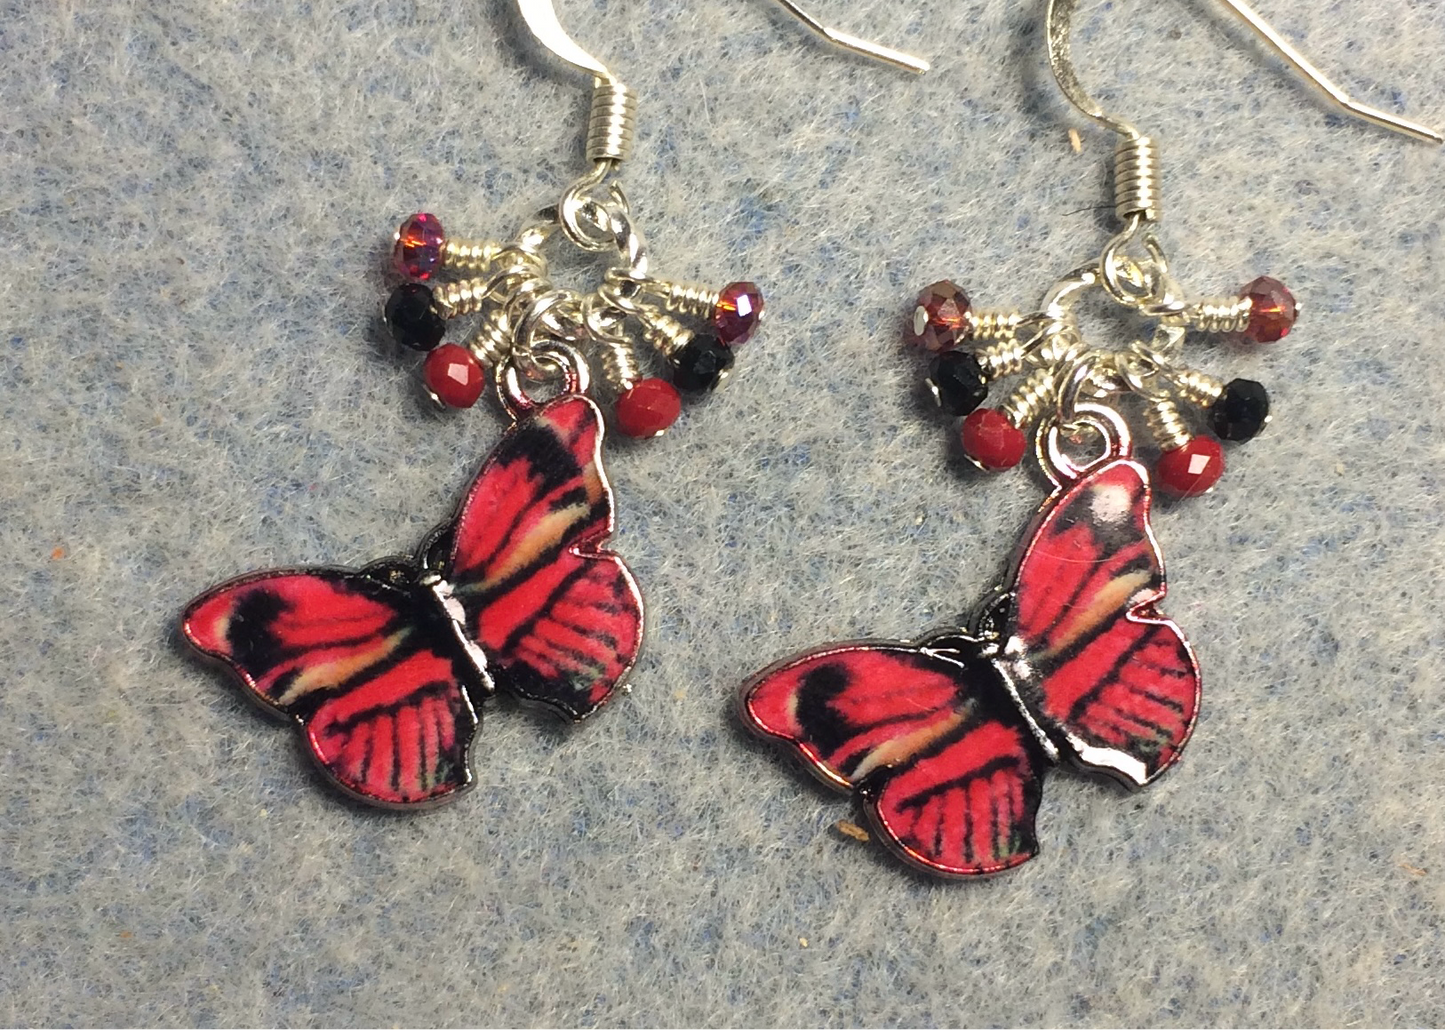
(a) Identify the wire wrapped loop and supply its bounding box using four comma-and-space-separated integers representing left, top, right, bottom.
1143, 394, 1193, 452
1173, 367, 1226, 408
636, 306, 693, 358
441, 238, 506, 276
970, 309, 1027, 346
587, 78, 637, 164
584, 295, 643, 390
999, 367, 1058, 433
1185, 295, 1253, 334
646, 280, 721, 320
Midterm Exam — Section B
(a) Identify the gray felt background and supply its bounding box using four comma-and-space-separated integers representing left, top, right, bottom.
3, 0, 1445, 1026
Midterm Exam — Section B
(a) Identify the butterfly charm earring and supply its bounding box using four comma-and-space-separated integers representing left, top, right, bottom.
742, 0, 1441, 876
182, 1, 925, 809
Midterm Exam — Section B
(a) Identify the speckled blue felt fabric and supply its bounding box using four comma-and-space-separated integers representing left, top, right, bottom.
3, 0, 1445, 1025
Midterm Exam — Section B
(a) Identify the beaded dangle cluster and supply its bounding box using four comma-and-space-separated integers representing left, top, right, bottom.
906, 139, 1294, 497
382, 80, 762, 438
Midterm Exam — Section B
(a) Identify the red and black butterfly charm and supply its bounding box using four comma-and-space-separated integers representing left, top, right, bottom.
182, 393, 643, 809
742, 439, 1200, 876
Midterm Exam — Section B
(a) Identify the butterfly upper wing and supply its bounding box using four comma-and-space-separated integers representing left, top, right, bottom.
743, 642, 1049, 877
444, 395, 643, 720
999, 459, 1201, 787
182, 569, 480, 807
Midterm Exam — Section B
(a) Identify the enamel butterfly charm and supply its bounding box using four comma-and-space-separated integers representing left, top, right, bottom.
742, 405, 1200, 876
183, 385, 643, 808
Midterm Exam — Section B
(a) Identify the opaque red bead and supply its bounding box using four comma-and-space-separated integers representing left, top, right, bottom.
960, 408, 1026, 470
394, 213, 446, 281
615, 378, 681, 437
1156, 438, 1225, 497
713, 282, 764, 346
424, 344, 484, 408
1241, 276, 1297, 343
906, 280, 972, 353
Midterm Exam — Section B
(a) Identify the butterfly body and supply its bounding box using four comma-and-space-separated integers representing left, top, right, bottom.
183, 395, 643, 809
743, 457, 1200, 876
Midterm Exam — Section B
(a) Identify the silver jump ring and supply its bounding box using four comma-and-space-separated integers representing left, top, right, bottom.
1040, 401, 1134, 488
1100, 219, 1172, 309
559, 165, 627, 253
497, 340, 592, 420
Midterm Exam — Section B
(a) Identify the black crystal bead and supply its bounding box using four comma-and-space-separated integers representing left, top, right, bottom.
671, 333, 735, 392
1210, 378, 1271, 441
385, 283, 446, 352
926, 351, 989, 416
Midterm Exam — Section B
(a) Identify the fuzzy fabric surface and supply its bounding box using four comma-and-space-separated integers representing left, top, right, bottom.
3, 0, 1444, 1025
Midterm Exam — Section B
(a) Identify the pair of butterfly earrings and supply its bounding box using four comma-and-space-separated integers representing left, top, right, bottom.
181, 0, 1441, 878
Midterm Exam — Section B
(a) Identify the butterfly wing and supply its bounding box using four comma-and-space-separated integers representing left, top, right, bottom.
999, 459, 1201, 787
182, 569, 480, 807
444, 395, 643, 720
743, 641, 1049, 877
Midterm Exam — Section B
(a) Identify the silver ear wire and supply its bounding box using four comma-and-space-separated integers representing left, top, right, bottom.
1045, 0, 1442, 146
770, 1, 930, 74
516, 0, 617, 82
516, 0, 929, 170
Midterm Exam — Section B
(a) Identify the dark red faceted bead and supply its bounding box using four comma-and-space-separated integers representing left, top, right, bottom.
960, 408, 1026, 470
424, 344, 484, 408
1241, 276, 1297, 343
394, 213, 446, 281
615, 378, 682, 438
713, 281, 764, 346
906, 280, 972, 353
1156, 438, 1225, 497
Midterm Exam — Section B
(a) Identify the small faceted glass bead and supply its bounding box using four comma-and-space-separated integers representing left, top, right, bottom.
615, 378, 682, 438
393, 213, 446, 281
1210, 378, 1271, 441
672, 334, 735, 392
927, 351, 989, 416
960, 408, 1026, 470
424, 344, 484, 408
385, 283, 447, 352
906, 280, 972, 353
1241, 276, 1297, 343
1156, 437, 1225, 497
713, 282, 764, 347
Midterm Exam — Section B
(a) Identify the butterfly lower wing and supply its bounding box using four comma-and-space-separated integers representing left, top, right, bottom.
1002, 459, 1201, 787
743, 642, 1048, 876
445, 395, 642, 720
182, 570, 479, 807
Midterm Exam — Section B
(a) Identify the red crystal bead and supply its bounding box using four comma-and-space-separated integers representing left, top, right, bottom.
713, 282, 764, 347
1241, 276, 1297, 343
960, 408, 1026, 470
906, 280, 972, 353
394, 213, 446, 281
1156, 438, 1225, 497
424, 344, 484, 408
615, 378, 681, 438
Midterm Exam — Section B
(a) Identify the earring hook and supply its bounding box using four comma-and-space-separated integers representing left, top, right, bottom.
770, 1, 929, 74
516, 0, 620, 84
516, 0, 929, 84
1045, 0, 1442, 145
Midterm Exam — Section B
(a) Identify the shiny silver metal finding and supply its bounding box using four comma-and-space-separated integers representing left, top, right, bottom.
518, 0, 928, 171
770, 1, 929, 75
446, 0, 930, 402
953, 0, 1441, 466
1045, 0, 1442, 146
